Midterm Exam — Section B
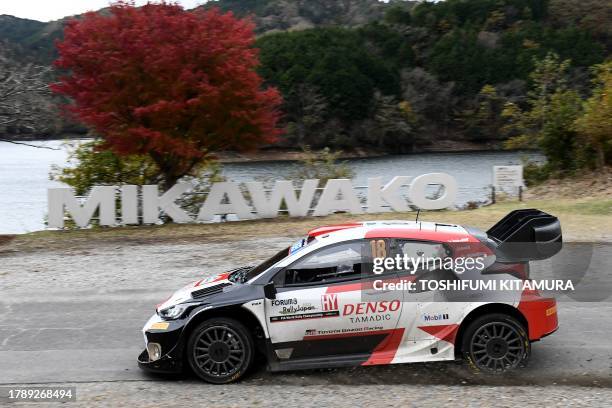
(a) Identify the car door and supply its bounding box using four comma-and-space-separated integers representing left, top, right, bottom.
388, 239, 456, 341
264, 239, 403, 363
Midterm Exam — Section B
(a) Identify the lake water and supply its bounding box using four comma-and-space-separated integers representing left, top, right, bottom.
0, 139, 542, 234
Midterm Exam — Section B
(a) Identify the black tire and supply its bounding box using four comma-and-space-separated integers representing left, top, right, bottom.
187, 317, 254, 384
461, 313, 530, 374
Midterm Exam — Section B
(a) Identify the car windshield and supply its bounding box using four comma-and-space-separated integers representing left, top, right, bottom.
242, 247, 290, 282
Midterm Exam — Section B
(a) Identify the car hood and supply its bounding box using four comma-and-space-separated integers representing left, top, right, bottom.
156, 271, 233, 312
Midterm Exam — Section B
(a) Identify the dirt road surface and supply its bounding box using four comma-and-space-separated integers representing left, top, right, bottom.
1, 235, 611, 407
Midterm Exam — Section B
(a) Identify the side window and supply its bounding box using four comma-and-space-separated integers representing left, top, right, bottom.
389, 240, 451, 276
389, 240, 454, 293
279, 241, 365, 287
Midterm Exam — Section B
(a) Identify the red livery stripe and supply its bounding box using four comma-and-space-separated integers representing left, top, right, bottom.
365, 228, 478, 243
307, 223, 363, 238
362, 328, 406, 365
418, 324, 460, 344
517, 288, 558, 340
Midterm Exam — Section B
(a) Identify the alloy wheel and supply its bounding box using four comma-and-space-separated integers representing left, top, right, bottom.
192, 325, 246, 377
470, 321, 525, 372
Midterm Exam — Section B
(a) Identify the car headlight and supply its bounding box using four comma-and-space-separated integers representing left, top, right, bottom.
157, 303, 189, 320
147, 343, 162, 362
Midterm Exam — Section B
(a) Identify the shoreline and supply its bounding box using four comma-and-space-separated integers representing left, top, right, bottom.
217, 147, 538, 163
1, 136, 538, 163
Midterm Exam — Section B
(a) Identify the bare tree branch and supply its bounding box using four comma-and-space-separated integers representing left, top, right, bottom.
0, 50, 54, 141
0, 138, 60, 150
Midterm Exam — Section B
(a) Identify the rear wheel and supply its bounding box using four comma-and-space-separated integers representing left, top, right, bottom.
462, 313, 530, 374
187, 317, 254, 384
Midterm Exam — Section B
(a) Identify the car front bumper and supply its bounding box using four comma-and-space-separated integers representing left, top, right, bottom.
137, 348, 183, 373
137, 313, 187, 374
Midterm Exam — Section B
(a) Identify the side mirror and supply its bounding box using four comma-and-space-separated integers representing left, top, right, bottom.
264, 282, 277, 300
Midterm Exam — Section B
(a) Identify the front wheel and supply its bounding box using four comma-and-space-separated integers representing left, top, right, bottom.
187, 317, 254, 384
462, 313, 530, 374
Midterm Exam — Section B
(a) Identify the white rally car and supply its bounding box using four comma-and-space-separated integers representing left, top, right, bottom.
138, 209, 561, 383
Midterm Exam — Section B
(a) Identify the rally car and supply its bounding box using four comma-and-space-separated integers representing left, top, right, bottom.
138, 209, 562, 383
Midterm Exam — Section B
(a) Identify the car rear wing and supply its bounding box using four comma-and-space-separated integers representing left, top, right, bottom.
487, 209, 562, 262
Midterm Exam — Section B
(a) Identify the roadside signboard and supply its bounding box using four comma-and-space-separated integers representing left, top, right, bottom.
493, 165, 524, 195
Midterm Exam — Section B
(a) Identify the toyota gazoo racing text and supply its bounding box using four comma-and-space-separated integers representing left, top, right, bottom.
138, 209, 562, 383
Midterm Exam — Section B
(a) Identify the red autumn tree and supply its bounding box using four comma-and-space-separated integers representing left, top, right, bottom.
52, 1, 282, 189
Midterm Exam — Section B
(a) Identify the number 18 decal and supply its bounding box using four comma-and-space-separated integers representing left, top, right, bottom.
370, 239, 386, 259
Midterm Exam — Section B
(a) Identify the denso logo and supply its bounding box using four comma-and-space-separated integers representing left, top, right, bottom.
343, 300, 401, 316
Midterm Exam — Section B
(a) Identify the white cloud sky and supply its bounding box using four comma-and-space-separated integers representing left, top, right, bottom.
1, 1, 207, 22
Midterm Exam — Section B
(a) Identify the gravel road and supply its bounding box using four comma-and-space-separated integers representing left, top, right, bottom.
1, 235, 611, 406
3, 382, 612, 407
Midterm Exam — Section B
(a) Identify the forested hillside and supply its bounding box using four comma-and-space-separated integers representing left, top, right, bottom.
254, 0, 610, 151
0, 15, 64, 64
200, 0, 401, 33
0, 0, 609, 155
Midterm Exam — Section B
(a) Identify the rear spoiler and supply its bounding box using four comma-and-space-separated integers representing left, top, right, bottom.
487, 209, 562, 262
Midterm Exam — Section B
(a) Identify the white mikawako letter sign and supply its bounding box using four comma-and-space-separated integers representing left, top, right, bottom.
47, 173, 458, 228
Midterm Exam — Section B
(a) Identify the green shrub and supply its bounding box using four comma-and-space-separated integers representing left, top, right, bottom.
50, 140, 159, 195
522, 160, 553, 186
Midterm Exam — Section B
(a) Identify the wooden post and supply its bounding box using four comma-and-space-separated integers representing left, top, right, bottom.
518, 186, 523, 202
491, 186, 496, 204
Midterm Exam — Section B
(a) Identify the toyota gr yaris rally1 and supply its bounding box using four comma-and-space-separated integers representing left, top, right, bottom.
138, 209, 561, 383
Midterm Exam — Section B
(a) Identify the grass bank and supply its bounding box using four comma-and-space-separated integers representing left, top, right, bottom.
1, 197, 610, 254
